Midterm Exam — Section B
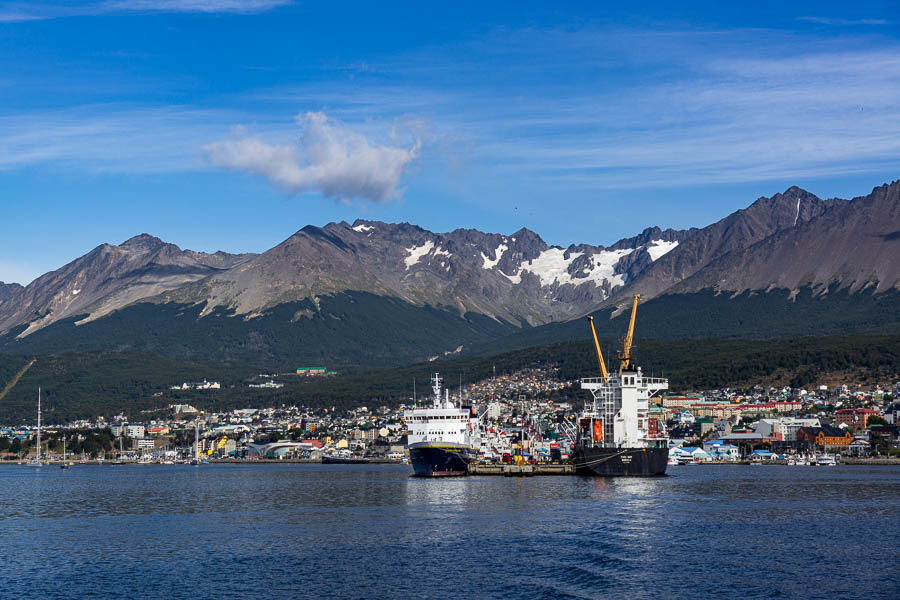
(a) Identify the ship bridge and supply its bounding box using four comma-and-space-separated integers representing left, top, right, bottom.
581, 369, 668, 449
581, 374, 668, 393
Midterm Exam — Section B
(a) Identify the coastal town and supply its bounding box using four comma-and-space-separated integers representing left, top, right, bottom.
2, 366, 898, 466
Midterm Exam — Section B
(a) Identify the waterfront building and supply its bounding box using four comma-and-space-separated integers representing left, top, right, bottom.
796, 425, 853, 450
848, 439, 871, 457
754, 417, 820, 441
703, 440, 739, 460
133, 438, 154, 451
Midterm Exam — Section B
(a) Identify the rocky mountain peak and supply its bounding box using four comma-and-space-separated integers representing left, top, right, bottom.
0, 282, 24, 304
120, 233, 167, 252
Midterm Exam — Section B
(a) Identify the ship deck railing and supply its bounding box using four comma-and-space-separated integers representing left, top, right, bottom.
581, 376, 668, 386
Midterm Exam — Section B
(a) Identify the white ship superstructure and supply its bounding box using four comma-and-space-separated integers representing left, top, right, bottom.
405, 374, 474, 447
581, 367, 668, 449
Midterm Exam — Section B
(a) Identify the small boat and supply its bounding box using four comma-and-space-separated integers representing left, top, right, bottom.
817, 454, 837, 466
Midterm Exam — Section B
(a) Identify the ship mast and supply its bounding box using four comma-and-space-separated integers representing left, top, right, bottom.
431, 373, 442, 408
36, 387, 41, 462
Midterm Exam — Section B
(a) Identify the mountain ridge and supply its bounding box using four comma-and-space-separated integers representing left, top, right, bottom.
0, 181, 897, 367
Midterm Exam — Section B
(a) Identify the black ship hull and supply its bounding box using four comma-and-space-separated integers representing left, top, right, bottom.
572, 446, 668, 477
409, 444, 472, 477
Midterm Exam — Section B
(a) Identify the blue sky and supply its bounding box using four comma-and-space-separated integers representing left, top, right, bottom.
2, 1, 899, 284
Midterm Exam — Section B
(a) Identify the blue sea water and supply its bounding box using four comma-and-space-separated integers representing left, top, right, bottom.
1, 464, 897, 599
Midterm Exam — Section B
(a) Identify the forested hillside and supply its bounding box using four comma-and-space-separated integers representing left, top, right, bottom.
1, 334, 897, 423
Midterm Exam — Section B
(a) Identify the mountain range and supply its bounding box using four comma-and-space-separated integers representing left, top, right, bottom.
1, 181, 898, 369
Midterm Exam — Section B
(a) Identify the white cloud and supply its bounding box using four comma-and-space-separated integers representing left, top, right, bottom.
204, 112, 421, 203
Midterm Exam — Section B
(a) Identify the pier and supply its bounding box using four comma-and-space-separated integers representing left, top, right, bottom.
468, 463, 576, 476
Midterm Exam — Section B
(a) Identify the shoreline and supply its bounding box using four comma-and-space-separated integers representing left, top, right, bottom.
3, 457, 899, 466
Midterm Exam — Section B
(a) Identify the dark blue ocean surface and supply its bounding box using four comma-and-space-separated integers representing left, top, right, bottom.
1, 464, 897, 599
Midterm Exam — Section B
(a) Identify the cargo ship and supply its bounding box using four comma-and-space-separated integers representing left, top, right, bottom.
405, 373, 478, 477
571, 294, 669, 476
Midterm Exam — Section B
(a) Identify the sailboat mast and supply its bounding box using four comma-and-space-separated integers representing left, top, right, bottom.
36, 387, 41, 462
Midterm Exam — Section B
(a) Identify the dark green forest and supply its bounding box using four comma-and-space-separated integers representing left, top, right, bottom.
1, 333, 897, 423
468, 286, 900, 356
0, 292, 517, 370
1, 286, 898, 373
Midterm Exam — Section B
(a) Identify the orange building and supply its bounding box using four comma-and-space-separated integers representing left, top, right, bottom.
797, 425, 853, 449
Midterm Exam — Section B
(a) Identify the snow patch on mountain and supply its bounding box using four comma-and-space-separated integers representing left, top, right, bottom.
481, 243, 508, 270
646, 239, 679, 261
504, 247, 634, 288
582, 249, 634, 286
353, 224, 374, 233
522, 249, 583, 286
404, 241, 435, 269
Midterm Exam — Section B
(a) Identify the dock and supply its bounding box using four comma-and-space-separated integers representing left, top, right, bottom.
468, 463, 576, 476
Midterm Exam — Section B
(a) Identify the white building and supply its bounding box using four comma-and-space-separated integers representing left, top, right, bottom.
754, 417, 820, 441
134, 438, 154, 450
110, 423, 146, 438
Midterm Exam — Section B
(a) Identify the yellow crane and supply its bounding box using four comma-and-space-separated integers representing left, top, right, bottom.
586, 316, 608, 379
617, 294, 640, 375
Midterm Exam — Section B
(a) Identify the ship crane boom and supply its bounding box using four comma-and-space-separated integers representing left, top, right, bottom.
617, 294, 640, 375
586, 316, 608, 379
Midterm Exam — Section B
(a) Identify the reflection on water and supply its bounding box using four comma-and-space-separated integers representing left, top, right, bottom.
1, 464, 898, 599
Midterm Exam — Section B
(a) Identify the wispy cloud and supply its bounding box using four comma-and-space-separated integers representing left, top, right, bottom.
797, 16, 890, 26
0, 0, 290, 22
102, 0, 291, 13
0, 105, 238, 172
204, 112, 422, 203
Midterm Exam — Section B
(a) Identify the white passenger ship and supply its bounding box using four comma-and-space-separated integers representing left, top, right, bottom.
404, 374, 479, 476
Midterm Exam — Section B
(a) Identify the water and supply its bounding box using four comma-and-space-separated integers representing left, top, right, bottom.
1, 464, 898, 599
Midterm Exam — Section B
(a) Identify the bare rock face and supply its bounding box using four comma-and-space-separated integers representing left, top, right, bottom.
0, 235, 255, 337
0, 282, 24, 307
603, 185, 843, 308
666, 181, 900, 296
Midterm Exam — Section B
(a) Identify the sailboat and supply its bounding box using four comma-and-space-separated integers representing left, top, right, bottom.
27, 387, 43, 467
60, 436, 70, 469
